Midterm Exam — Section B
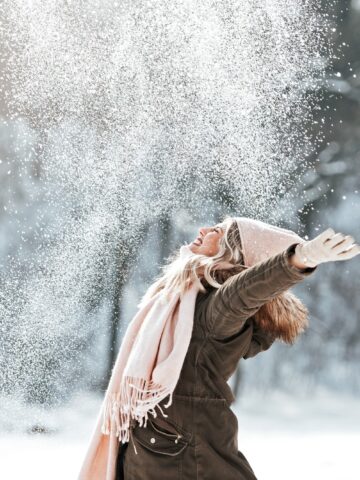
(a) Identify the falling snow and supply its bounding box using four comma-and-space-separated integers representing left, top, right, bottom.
0, 0, 334, 414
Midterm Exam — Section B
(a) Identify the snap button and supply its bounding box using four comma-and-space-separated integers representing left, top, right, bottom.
174, 439, 178, 444
150, 437, 156, 444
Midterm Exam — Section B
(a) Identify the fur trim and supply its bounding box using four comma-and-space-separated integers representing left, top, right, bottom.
253, 290, 309, 345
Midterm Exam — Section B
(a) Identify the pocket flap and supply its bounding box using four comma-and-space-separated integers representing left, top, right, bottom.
132, 418, 190, 456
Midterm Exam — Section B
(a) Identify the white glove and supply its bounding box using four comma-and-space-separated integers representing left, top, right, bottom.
294, 228, 360, 268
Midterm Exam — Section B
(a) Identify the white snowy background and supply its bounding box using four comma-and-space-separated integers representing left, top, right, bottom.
1, 1, 360, 479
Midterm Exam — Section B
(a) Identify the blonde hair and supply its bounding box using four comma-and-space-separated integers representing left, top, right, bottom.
138, 215, 246, 306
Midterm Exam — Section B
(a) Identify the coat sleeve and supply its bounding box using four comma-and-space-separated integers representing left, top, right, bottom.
205, 242, 317, 339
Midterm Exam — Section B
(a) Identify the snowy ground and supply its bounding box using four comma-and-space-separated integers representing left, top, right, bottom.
0, 388, 359, 480
235, 389, 360, 480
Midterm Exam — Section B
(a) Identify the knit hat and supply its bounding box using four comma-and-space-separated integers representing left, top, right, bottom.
234, 216, 305, 267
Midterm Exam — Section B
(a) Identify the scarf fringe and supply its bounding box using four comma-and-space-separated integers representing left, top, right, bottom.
101, 376, 174, 443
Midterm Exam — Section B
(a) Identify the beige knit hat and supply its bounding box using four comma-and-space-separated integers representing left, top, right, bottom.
234, 216, 304, 267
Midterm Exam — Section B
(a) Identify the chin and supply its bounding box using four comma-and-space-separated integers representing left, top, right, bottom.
189, 243, 202, 254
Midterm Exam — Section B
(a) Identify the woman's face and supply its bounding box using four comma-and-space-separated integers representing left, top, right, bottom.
189, 224, 225, 256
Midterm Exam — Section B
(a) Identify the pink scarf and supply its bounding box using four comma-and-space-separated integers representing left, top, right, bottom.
78, 244, 233, 479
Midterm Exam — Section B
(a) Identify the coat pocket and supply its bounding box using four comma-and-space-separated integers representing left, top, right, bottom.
132, 417, 191, 457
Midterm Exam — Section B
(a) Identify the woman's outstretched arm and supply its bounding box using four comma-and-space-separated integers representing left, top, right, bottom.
204, 242, 317, 339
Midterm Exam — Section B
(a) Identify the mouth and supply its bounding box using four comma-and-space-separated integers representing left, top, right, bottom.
192, 236, 203, 246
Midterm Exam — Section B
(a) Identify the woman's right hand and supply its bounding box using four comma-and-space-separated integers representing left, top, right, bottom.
294, 228, 360, 268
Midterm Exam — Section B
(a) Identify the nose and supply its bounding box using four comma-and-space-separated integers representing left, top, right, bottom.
199, 227, 207, 237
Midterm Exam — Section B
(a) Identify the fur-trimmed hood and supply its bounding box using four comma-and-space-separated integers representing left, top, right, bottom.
253, 289, 309, 345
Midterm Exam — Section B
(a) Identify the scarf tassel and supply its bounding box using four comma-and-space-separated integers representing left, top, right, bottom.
101, 376, 174, 443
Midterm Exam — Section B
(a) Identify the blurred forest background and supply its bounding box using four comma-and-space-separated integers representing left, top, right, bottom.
0, 0, 359, 443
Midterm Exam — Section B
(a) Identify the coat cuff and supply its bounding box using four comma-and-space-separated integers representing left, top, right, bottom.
281, 242, 318, 279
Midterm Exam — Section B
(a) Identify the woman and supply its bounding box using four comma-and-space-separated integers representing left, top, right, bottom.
78, 216, 359, 480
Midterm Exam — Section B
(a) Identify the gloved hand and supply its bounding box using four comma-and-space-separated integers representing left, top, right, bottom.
294, 228, 360, 268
